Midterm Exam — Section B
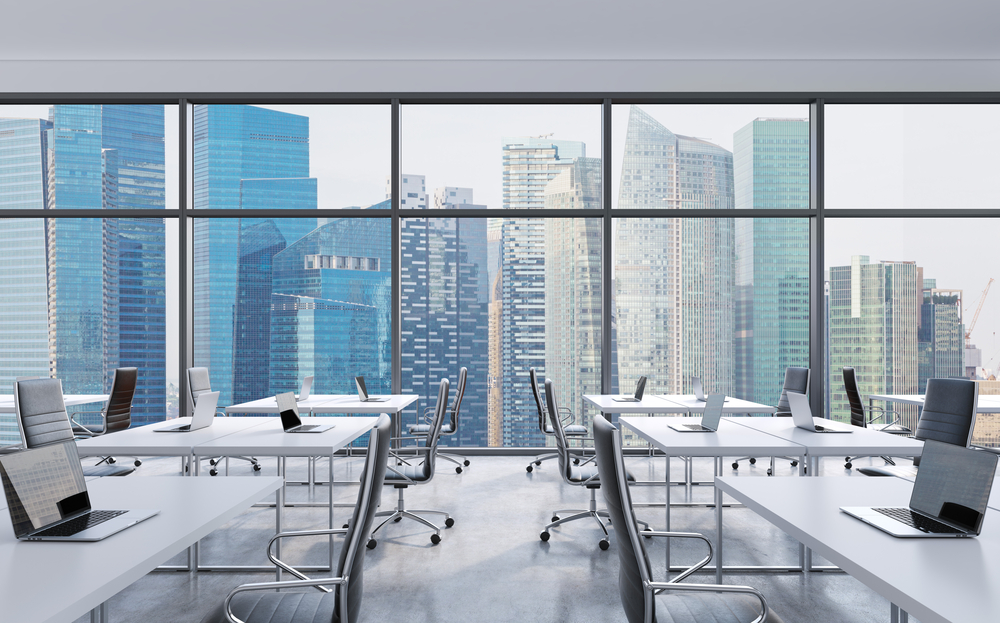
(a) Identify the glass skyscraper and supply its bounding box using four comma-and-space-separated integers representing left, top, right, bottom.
733, 118, 810, 407
918, 279, 964, 388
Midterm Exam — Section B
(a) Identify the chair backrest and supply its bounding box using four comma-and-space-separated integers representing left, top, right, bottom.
914, 378, 978, 448
593, 414, 653, 623
544, 378, 574, 484
447, 367, 468, 432
14, 378, 75, 448
530, 367, 548, 435
104, 367, 138, 434
776, 367, 810, 416
842, 367, 868, 427
336, 413, 391, 623
418, 378, 450, 480
186, 367, 214, 414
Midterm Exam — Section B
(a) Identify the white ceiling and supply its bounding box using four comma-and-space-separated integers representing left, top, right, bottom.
3, 0, 998, 61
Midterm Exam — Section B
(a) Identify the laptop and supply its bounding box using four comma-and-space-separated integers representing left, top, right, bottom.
276, 392, 335, 433
612, 376, 648, 402
155, 391, 219, 432
693, 377, 730, 403
841, 439, 998, 537
788, 391, 851, 433
0, 441, 158, 541
296, 375, 313, 402
669, 394, 726, 432
355, 376, 388, 402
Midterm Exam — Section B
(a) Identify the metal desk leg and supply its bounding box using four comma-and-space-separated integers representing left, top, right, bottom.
890, 603, 910, 623
715, 456, 724, 584
329, 451, 335, 573
90, 602, 107, 623
192, 455, 200, 571
665, 453, 671, 571
276, 456, 285, 582
799, 454, 807, 572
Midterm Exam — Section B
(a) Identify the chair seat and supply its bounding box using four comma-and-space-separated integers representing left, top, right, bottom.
82, 463, 134, 477
72, 424, 104, 436
199, 590, 339, 623
656, 591, 784, 623
384, 461, 428, 485
544, 423, 587, 436
570, 464, 635, 488
857, 465, 918, 478
870, 423, 911, 435
407, 423, 455, 435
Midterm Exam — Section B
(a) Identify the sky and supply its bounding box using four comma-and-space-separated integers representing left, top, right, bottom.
3, 102, 1000, 383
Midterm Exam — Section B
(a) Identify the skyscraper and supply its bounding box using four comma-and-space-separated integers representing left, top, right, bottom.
615, 106, 734, 400
496, 137, 585, 447
193, 105, 317, 405
733, 118, 810, 407
918, 279, 964, 387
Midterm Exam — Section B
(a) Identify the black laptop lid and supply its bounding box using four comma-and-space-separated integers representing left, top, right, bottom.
634, 376, 647, 400
355, 376, 369, 400
910, 439, 997, 533
0, 441, 90, 539
276, 392, 302, 431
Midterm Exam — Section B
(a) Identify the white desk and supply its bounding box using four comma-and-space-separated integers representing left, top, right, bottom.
583, 394, 775, 415
226, 394, 418, 415
619, 415, 805, 582
716, 475, 1000, 623
0, 393, 109, 413
0, 475, 282, 623
870, 392, 1000, 413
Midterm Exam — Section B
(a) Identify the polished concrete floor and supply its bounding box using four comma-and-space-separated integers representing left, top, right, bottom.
71, 450, 918, 623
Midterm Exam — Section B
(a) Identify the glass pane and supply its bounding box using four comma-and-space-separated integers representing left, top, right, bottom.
0, 104, 177, 210
0, 217, 175, 443
193, 217, 391, 408
826, 105, 1000, 209
193, 105, 389, 210
612, 104, 810, 210
401, 104, 602, 211
825, 219, 996, 444
614, 217, 809, 443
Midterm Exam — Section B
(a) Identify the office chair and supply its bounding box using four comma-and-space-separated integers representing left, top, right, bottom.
539, 377, 645, 550
187, 367, 260, 476
593, 415, 779, 623
859, 377, 978, 478
407, 366, 470, 473
14, 378, 134, 477
732, 367, 810, 476
199, 414, 391, 623
525, 367, 589, 472
69, 367, 141, 467
842, 366, 912, 469
370, 377, 454, 547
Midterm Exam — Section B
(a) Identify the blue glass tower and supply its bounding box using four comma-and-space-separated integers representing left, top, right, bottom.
193, 105, 317, 405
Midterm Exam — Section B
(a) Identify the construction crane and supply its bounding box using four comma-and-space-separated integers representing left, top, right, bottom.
965, 278, 994, 349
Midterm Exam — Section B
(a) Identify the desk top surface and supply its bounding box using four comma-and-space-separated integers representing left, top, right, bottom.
871, 393, 1000, 413
619, 416, 803, 456
715, 475, 1000, 623
729, 417, 925, 456
226, 394, 418, 414
191, 416, 378, 456
584, 394, 774, 414
0, 475, 283, 623
74, 416, 274, 456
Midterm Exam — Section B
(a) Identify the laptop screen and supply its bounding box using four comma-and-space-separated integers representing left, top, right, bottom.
0, 442, 90, 539
275, 392, 302, 431
910, 440, 997, 533
701, 395, 726, 430
355, 376, 369, 400
634, 376, 647, 400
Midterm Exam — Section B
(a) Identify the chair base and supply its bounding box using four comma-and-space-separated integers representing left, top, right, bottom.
437, 451, 470, 473
539, 486, 646, 550
369, 486, 453, 547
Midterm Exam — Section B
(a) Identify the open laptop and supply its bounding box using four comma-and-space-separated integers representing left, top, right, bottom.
0, 441, 158, 541
276, 392, 335, 433
355, 376, 388, 402
841, 439, 997, 537
612, 376, 648, 402
788, 391, 851, 433
669, 394, 726, 432
155, 391, 219, 432
693, 377, 730, 403
296, 375, 313, 402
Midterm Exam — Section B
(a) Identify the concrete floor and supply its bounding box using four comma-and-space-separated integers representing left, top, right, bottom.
71, 450, 917, 623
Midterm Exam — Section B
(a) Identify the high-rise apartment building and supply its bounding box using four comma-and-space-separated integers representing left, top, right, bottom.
733, 118, 810, 407
615, 106, 734, 399
496, 137, 585, 447
918, 279, 964, 387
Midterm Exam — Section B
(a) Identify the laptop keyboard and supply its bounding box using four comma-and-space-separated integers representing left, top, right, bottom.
873, 507, 964, 534
33, 510, 127, 537
295, 425, 321, 432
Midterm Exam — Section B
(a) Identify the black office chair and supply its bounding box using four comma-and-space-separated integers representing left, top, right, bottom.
70, 367, 141, 467
407, 366, 470, 473
593, 415, 779, 623
187, 367, 260, 475
14, 378, 134, 477
199, 414, 391, 623
370, 377, 454, 547
733, 367, 810, 475
842, 366, 912, 469
525, 367, 589, 472
859, 377, 978, 478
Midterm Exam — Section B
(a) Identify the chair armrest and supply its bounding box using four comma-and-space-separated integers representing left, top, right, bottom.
385, 462, 417, 484
558, 406, 576, 426
69, 414, 99, 437
266, 528, 348, 585
643, 581, 769, 623
641, 531, 713, 582
224, 576, 349, 623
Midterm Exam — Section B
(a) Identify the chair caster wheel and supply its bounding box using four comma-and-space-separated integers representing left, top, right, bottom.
430, 533, 441, 545
552, 515, 559, 522
210, 469, 218, 476
732, 462, 739, 470
253, 464, 262, 472
209, 459, 217, 466
599, 539, 610, 551
791, 461, 798, 467
445, 517, 455, 528
393, 516, 402, 522
526, 465, 533, 473
108, 457, 116, 464
367, 539, 377, 550
643, 528, 652, 539
766, 469, 772, 476
845, 462, 853, 470
803, 467, 808, 475
572, 458, 580, 465
343, 524, 349, 529
134, 460, 142, 467
534, 461, 542, 466
463, 460, 470, 466
845, 457, 851, 463
749, 458, 756, 465
540, 531, 550, 542
456, 466, 463, 474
